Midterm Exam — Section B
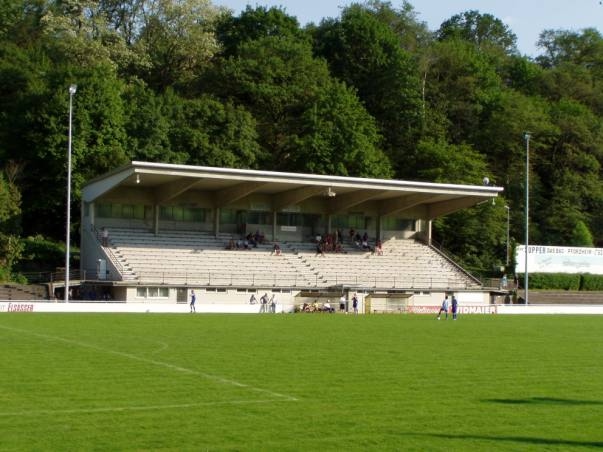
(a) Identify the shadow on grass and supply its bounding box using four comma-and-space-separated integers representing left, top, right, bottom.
414, 433, 603, 448
483, 397, 603, 406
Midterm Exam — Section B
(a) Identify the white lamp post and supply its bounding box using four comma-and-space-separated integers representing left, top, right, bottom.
504, 205, 510, 266
65, 84, 77, 302
524, 132, 531, 305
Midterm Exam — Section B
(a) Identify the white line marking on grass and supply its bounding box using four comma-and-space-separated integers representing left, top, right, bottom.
0, 399, 283, 417
0, 324, 298, 402
149, 340, 169, 354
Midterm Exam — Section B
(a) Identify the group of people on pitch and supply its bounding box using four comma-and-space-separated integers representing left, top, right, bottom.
437, 295, 458, 320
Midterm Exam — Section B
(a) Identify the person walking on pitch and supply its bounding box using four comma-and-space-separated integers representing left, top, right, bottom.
437, 296, 449, 320
190, 290, 196, 313
451, 295, 458, 320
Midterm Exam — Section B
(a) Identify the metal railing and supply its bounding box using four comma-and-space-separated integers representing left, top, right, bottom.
104, 270, 479, 290
90, 225, 126, 279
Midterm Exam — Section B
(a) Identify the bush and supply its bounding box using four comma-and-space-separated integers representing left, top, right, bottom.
518, 273, 581, 290
0, 265, 10, 283
16, 235, 65, 273
580, 274, 603, 291
517, 273, 603, 291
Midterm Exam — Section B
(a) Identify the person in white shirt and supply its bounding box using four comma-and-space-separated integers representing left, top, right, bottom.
339, 295, 347, 312
437, 296, 449, 320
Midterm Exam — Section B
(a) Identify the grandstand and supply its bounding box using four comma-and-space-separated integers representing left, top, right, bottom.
104, 228, 481, 290
77, 161, 503, 309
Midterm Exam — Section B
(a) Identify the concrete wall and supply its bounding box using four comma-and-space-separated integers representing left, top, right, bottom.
4, 301, 603, 314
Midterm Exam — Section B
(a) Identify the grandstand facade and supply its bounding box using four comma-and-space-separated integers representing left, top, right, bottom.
79, 161, 503, 311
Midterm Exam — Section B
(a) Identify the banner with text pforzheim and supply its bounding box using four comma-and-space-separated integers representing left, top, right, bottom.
516, 245, 603, 274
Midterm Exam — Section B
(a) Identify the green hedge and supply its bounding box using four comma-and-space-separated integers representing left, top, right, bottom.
517, 273, 603, 291
580, 274, 603, 291
16, 235, 65, 273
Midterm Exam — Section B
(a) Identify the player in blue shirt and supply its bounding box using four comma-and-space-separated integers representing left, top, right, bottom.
190, 290, 196, 313
451, 295, 458, 320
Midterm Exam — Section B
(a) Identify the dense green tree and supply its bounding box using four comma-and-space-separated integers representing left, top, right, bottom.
39, 0, 133, 70
503, 55, 545, 94
360, 1, 432, 53
96, 0, 147, 45
0, 165, 23, 280
312, 4, 422, 176
437, 10, 518, 55
122, 80, 175, 161
0, 42, 38, 164
0, 0, 48, 47
413, 139, 490, 185
166, 93, 262, 168
535, 99, 603, 244
288, 78, 392, 178
215, 5, 305, 57
3, 0, 603, 280
537, 28, 603, 68
570, 220, 594, 247
422, 38, 503, 145
434, 202, 509, 275
14, 64, 129, 238
135, 0, 220, 90
473, 90, 552, 180
209, 35, 390, 176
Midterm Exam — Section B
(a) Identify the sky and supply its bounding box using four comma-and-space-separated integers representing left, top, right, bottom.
211, 0, 603, 57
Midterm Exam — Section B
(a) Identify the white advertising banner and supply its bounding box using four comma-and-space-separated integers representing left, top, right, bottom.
0, 302, 295, 314
515, 245, 603, 274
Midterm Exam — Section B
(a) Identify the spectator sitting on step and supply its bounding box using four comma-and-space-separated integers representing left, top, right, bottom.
374, 239, 383, 256
361, 237, 370, 250
354, 232, 362, 247
254, 230, 265, 245
246, 233, 257, 248
226, 237, 236, 250
272, 242, 282, 256
315, 242, 325, 257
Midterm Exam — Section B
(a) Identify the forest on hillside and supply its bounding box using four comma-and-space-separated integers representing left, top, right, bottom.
1, 0, 603, 281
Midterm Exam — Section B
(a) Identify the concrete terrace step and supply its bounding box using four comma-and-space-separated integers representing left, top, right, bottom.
105, 228, 480, 289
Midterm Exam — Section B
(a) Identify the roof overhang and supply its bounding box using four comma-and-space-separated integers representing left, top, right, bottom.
82, 161, 503, 219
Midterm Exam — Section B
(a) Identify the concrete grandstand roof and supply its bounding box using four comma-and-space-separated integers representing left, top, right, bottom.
82, 161, 503, 219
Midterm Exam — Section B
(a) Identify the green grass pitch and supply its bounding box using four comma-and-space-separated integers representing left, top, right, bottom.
1, 313, 602, 451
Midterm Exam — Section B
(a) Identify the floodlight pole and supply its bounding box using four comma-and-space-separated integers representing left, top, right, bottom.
524, 132, 531, 305
65, 84, 77, 302
504, 205, 510, 266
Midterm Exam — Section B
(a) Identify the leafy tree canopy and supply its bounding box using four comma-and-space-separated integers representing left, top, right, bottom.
437, 10, 518, 55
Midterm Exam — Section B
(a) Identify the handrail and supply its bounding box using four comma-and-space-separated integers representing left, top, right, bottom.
124, 270, 480, 290
415, 235, 483, 287
90, 225, 125, 279
17, 267, 483, 291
